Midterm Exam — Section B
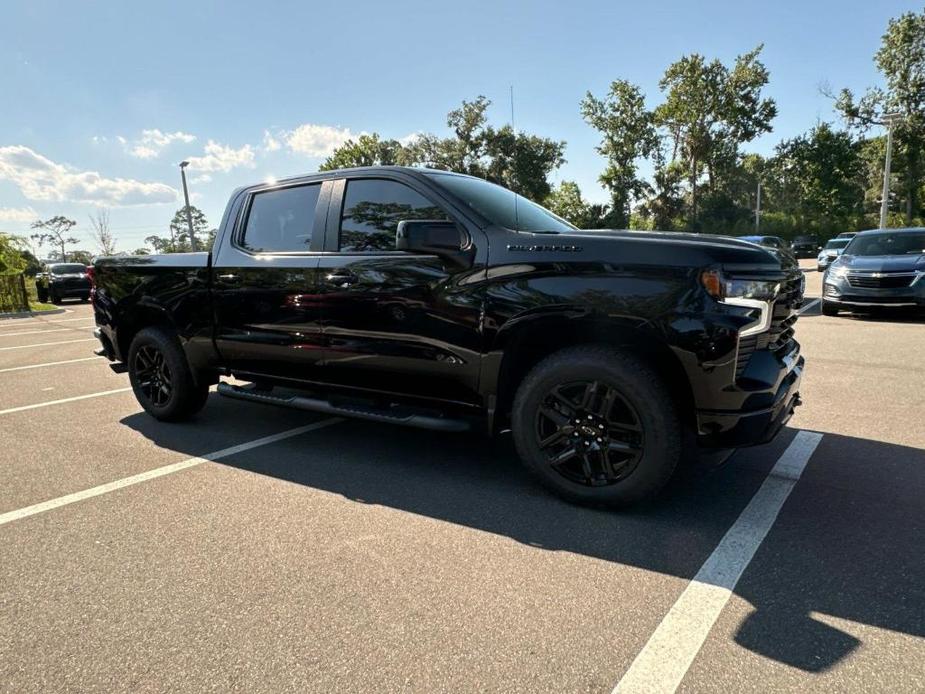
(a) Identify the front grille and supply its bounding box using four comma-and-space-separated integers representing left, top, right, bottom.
847, 272, 916, 289
735, 271, 802, 380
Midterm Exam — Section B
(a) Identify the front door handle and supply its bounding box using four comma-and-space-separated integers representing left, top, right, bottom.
216, 273, 240, 282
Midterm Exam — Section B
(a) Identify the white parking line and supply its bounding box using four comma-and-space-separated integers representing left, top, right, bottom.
613, 430, 824, 694
0, 326, 93, 337
0, 338, 96, 351
0, 418, 342, 527
0, 387, 133, 415
799, 298, 820, 315
0, 357, 100, 374
0, 315, 86, 328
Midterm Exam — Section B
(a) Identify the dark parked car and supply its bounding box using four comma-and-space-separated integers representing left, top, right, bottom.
822, 227, 925, 316
92, 167, 805, 507
791, 235, 821, 259
35, 262, 92, 303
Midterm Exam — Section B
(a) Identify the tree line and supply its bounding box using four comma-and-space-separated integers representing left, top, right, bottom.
322, 8, 925, 240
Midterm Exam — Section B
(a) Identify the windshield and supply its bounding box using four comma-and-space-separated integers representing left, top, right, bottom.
824, 239, 850, 250
426, 172, 576, 233
50, 264, 87, 274
845, 232, 925, 256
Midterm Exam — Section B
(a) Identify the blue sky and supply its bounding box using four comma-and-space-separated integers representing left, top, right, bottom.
0, 0, 916, 253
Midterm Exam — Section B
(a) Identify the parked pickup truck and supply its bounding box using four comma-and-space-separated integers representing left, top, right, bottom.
93, 166, 805, 507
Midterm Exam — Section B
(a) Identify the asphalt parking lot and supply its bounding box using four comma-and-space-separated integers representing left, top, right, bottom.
1, 262, 923, 693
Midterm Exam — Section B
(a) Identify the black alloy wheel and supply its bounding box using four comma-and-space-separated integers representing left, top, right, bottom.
535, 380, 644, 487
133, 344, 173, 407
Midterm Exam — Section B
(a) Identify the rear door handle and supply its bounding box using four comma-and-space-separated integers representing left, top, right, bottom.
216, 273, 240, 282
326, 270, 358, 286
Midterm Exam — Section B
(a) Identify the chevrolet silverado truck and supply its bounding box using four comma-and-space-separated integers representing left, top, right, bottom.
92, 167, 805, 507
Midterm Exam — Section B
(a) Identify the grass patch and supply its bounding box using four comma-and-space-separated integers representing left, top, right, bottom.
29, 301, 59, 312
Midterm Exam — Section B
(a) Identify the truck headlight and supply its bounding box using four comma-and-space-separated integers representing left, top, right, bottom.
701, 269, 780, 337
700, 270, 780, 302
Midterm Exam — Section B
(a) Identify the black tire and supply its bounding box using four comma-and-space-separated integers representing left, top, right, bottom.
36, 286, 48, 303
511, 345, 681, 508
49, 288, 60, 304
127, 326, 209, 421
821, 300, 839, 316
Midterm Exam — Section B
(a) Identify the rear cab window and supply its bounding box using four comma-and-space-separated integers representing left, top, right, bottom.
241, 184, 321, 253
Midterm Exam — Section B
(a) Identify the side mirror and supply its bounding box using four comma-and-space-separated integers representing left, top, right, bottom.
396, 220, 473, 268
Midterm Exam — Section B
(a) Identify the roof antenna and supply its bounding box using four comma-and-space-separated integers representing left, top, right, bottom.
510, 85, 519, 230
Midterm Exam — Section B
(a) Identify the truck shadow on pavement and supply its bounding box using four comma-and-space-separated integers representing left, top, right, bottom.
123, 406, 925, 673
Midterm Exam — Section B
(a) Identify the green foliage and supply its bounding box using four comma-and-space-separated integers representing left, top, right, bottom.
322, 96, 565, 204
0, 233, 28, 276
30, 215, 79, 261
146, 206, 213, 253
544, 181, 609, 228
581, 80, 658, 227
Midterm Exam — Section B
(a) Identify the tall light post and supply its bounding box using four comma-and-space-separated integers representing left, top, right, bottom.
755, 182, 762, 233
179, 161, 198, 251
879, 112, 902, 229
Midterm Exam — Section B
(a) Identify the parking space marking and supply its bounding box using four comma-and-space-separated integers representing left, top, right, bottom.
613, 430, 824, 694
799, 298, 820, 315
0, 338, 96, 351
0, 357, 100, 374
0, 418, 342, 527
0, 387, 133, 415
0, 315, 85, 328
0, 326, 93, 338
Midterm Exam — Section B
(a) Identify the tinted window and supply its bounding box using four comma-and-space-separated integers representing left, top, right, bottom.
425, 172, 575, 233
50, 264, 87, 274
340, 179, 447, 252
242, 184, 321, 253
824, 239, 850, 250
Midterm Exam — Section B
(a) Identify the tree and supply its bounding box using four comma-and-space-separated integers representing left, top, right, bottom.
322, 96, 566, 204
69, 250, 94, 265
831, 9, 925, 223
581, 80, 659, 227
30, 216, 79, 261
653, 45, 776, 228
544, 181, 608, 228
145, 206, 211, 253
771, 124, 866, 233
88, 209, 118, 256
132, 247, 151, 256
0, 234, 28, 275
320, 134, 413, 171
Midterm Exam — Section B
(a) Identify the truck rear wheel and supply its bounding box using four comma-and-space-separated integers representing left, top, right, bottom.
511, 345, 681, 508
127, 326, 209, 421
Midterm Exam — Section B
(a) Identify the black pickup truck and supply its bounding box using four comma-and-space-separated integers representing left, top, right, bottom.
93, 167, 804, 507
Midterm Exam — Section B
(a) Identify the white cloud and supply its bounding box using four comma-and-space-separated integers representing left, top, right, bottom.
0, 145, 178, 206
0, 205, 38, 222
398, 131, 423, 147
127, 128, 196, 159
286, 124, 356, 157
185, 140, 255, 173
190, 174, 212, 184
262, 130, 281, 152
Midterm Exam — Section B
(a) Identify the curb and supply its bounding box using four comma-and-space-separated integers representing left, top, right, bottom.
0, 307, 68, 321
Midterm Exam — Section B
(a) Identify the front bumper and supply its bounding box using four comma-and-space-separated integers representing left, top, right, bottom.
696, 350, 803, 448
823, 273, 925, 308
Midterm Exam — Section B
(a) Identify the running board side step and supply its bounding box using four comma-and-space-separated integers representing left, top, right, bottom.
216, 383, 471, 432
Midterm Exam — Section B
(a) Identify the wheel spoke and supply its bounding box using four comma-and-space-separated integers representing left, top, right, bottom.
539, 405, 570, 429
579, 381, 600, 410
549, 446, 579, 466
538, 426, 572, 449
549, 387, 578, 416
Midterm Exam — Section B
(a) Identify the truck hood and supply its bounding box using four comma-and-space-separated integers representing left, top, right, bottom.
547, 229, 788, 269
836, 254, 925, 272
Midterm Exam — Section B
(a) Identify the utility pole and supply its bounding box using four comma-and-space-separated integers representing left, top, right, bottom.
755, 182, 762, 233
879, 113, 902, 229
179, 161, 198, 251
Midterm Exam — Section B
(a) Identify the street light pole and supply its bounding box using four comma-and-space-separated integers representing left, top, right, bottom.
179, 161, 198, 251
755, 182, 762, 233
879, 113, 902, 230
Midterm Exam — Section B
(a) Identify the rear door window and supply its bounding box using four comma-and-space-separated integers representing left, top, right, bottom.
242, 184, 321, 253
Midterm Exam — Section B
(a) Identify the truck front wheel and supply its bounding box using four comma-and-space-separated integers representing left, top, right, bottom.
127, 326, 210, 421
511, 345, 681, 508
